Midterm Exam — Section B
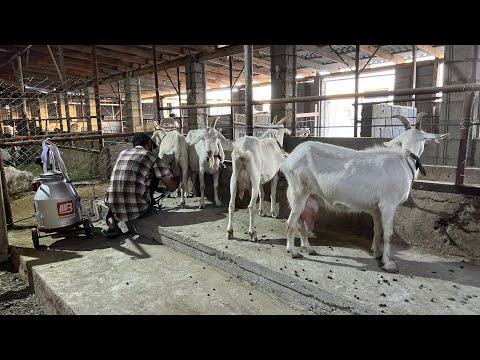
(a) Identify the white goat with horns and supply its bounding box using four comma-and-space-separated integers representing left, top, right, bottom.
185, 116, 226, 209
226, 117, 291, 241
151, 121, 189, 207
280, 112, 448, 273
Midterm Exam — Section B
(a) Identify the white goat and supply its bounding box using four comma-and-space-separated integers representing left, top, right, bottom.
280, 112, 448, 273
4, 165, 34, 194
1, 148, 12, 165
296, 127, 311, 137
257, 115, 292, 145
151, 123, 189, 207
185, 117, 226, 209
226, 126, 291, 241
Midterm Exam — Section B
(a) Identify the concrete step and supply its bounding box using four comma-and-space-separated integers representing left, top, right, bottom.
11, 232, 308, 315
94, 197, 480, 315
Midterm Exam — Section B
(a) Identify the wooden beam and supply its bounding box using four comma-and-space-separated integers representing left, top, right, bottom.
296, 57, 332, 71
299, 45, 357, 67
62, 45, 148, 65
359, 45, 406, 64
30, 46, 138, 71
100, 45, 268, 85
198, 45, 268, 62
417, 45, 444, 59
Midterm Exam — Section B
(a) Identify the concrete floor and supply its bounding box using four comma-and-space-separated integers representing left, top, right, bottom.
10, 227, 308, 315
7, 194, 480, 315
109, 196, 480, 315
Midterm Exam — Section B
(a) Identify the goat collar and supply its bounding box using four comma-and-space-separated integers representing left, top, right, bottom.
207, 153, 226, 168
409, 153, 426, 176
214, 154, 226, 168
405, 152, 426, 186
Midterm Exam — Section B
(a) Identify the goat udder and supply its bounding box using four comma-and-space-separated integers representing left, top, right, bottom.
239, 185, 250, 200
237, 170, 251, 200
300, 198, 318, 232
238, 180, 251, 200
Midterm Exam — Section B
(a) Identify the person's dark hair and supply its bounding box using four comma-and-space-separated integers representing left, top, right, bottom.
132, 132, 157, 149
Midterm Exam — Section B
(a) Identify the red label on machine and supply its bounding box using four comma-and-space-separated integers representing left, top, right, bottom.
57, 200, 75, 218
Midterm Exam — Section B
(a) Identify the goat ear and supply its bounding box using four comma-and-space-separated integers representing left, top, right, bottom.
272, 115, 278, 124
154, 122, 161, 130
232, 144, 242, 156
186, 130, 203, 146
423, 132, 449, 142
275, 129, 287, 148
384, 139, 401, 148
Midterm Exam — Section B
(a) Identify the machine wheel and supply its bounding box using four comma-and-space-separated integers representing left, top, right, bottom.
83, 218, 93, 238
32, 229, 40, 249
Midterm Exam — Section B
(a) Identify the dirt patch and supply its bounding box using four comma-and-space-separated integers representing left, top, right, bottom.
0, 261, 45, 315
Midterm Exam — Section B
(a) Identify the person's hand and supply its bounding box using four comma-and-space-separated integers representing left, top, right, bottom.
170, 162, 182, 177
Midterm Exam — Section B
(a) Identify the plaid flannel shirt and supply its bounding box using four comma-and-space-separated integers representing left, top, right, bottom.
105, 146, 172, 221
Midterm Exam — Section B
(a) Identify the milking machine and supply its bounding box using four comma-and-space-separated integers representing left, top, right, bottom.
30, 139, 93, 248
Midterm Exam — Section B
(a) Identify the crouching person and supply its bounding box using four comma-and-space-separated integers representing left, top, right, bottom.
103, 132, 180, 238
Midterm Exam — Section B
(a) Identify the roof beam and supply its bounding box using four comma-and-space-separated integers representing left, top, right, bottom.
416, 45, 444, 59
298, 45, 357, 67
30, 46, 139, 71
61, 45, 149, 64
99, 45, 268, 85
359, 45, 406, 64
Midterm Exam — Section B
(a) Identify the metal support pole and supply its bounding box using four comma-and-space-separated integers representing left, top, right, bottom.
0, 150, 13, 232
455, 91, 474, 186
118, 82, 123, 133
318, 74, 323, 137
56, 92, 64, 131
153, 45, 161, 125
353, 45, 360, 137
17, 55, 30, 136
58, 46, 71, 134
176, 67, 182, 132
0, 160, 8, 262
412, 45, 417, 111
46, 45, 63, 81
91, 46, 104, 149
244, 45, 253, 136
229, 55, 234, 140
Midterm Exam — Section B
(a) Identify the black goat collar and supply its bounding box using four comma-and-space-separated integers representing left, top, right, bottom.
409, 153, 426, 176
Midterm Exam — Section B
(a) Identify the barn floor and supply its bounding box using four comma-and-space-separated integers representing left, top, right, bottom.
6, 195, 480, 315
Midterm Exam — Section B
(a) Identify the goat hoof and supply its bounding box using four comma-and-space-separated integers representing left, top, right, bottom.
371, 248, 383, 259
307, 248, 317, 256
291, 252, 303, 259
249, 232, 257, 242
215, 202, 223, 208
382, 261, 399, 273
226, 230, 233, 239
271, 213, 278, 219
198, 204, 205, 209
180, 202, 186, 209
259, 211, 266, 217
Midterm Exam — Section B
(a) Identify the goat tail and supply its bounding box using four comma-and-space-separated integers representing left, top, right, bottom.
232, 144, 249, 163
